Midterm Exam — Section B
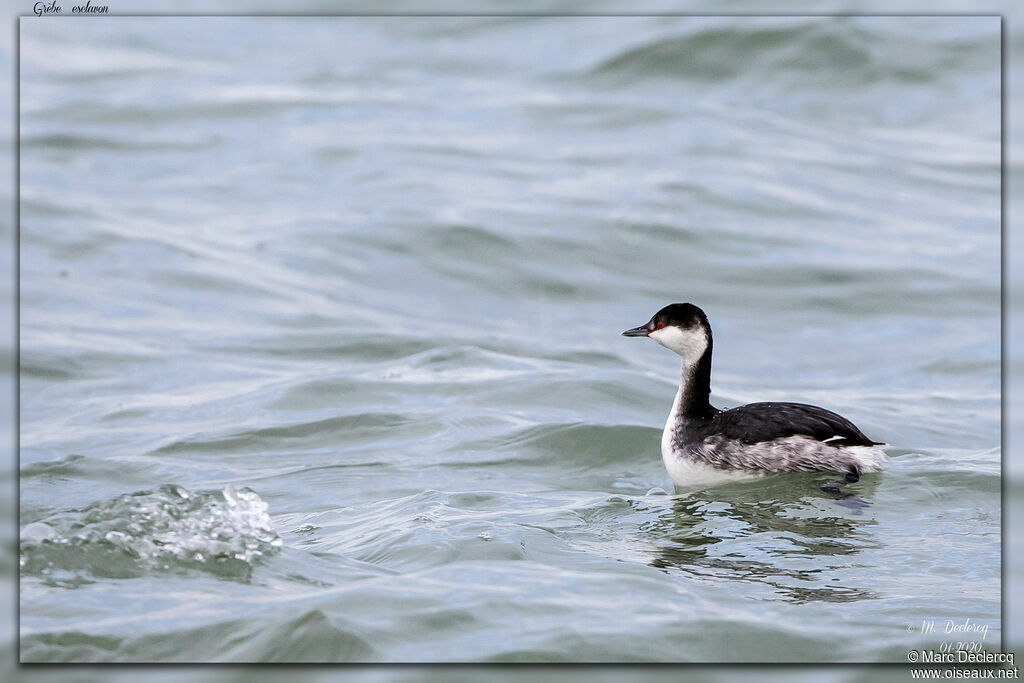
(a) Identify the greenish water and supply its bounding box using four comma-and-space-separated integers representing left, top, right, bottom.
19, 16, 1000, 662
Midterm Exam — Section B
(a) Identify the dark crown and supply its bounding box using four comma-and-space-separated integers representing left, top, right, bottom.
650, 303, 709, 330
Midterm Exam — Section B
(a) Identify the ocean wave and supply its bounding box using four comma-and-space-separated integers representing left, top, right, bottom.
20, 484, 281, 584
587, 20, 994, 88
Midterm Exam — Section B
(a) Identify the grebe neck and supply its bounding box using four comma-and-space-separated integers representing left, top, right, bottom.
673, 345, 716, 422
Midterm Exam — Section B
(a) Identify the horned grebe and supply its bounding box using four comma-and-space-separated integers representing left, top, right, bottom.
622, 303, 886, 489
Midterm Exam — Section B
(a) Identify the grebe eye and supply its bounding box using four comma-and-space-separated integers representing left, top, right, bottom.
656, 321, 665, 330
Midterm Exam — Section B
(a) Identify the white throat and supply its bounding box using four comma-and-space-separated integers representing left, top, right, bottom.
648, 325, 708, 366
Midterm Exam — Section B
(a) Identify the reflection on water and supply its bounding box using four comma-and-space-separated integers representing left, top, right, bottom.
643, 477, 882, 604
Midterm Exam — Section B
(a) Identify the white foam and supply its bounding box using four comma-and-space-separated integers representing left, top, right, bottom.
20, 484, 281, 578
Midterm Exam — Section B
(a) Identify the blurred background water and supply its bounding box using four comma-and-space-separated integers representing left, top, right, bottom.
14, 10, 1004, 666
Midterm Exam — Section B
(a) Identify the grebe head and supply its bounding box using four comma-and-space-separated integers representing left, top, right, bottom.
622, 302, 711, 364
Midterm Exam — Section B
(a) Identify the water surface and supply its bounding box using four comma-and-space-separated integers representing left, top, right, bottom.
19, 15, 1000, 662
